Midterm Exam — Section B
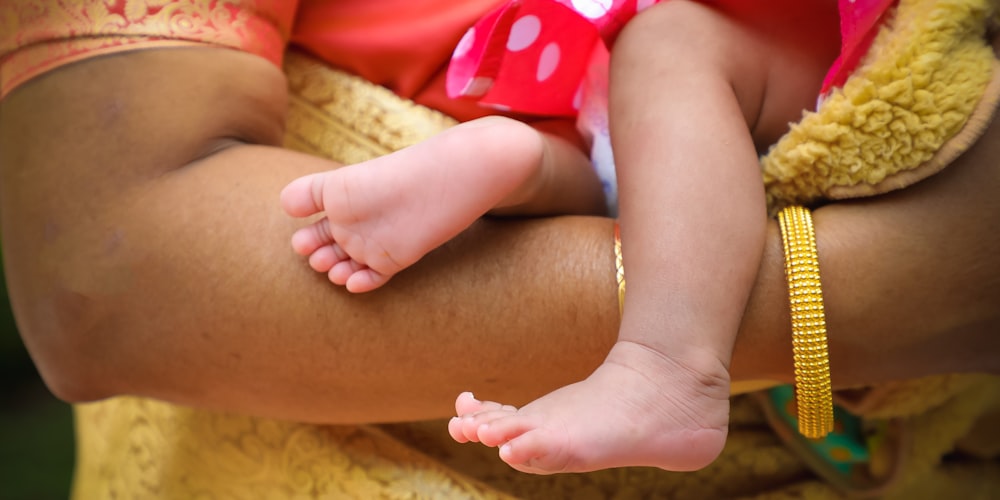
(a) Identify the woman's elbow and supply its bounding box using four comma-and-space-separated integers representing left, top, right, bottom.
7, 272, 126, 403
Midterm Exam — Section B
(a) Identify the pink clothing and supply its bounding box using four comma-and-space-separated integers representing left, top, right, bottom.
825, 0, 899, 92
446, 0, 898, 117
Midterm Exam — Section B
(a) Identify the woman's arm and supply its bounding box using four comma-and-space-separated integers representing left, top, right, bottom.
1, 47, 997, 425
0, 48, 621, 423
736, 36, 1000, 386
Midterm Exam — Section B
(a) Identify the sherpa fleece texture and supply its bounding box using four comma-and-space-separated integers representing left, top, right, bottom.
761, 0, 999, 213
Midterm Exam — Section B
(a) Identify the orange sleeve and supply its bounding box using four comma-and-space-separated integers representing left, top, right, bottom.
0, 0, 297, 99
290, 0, 506, 122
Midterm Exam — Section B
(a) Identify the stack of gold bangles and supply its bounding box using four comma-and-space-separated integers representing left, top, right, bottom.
613, 205, 833, 440
778, 205, 834, 439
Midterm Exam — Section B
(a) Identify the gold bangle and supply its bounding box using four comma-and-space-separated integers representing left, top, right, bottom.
777, 206, 834, 439
614, 222, 626, 317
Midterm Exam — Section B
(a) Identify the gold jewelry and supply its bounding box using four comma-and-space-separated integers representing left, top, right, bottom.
777, 206, 834, 439
614, 222, 626, 317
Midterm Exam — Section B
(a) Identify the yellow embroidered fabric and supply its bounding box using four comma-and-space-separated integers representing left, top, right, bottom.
0, 0, 295, 98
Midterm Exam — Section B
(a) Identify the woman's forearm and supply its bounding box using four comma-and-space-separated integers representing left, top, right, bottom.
736, 106, 1000, 386
813, 128, 1000, 385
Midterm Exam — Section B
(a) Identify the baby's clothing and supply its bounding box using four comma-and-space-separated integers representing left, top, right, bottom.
446, 0, 897, 215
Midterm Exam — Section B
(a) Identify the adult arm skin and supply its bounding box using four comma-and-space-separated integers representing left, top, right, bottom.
1, 47, 998, 425
739, 27, 1000, 387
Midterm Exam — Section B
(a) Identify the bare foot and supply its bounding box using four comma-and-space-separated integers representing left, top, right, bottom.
280, 117, 546, 292
448, 341, 731, 474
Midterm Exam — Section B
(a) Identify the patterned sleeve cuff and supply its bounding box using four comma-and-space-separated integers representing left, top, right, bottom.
1, 0, 296, 98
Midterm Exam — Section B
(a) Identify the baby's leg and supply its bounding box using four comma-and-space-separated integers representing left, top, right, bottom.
281, 117, 572, 292
450, 0, 830, 474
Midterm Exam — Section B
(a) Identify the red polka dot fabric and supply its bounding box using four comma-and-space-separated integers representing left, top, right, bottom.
446, 0, 897, 117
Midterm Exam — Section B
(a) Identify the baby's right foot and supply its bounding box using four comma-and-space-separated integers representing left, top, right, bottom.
280, 117, 547, 292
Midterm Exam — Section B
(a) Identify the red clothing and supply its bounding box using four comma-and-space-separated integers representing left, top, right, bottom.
446, 0, 897, 117
0, 0, 502, 120
1, 0, 894, 119
290, 0, 505, 120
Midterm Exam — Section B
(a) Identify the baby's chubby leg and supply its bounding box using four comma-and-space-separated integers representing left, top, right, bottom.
280, 116, 600, 292
450, 0, 805, 474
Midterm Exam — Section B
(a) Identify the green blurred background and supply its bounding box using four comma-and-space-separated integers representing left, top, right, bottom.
1, 256, 75, 499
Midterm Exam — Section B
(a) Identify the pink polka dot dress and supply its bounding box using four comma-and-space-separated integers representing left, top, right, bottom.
447, 0, 897, 117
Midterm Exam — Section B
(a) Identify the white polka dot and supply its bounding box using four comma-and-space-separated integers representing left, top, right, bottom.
453, 28, 475, 58
572, 0, 613, 19
462, 76, 494, 97
507, 15, 541, 52
637, 0, 657, 11
536, 42, 560, 82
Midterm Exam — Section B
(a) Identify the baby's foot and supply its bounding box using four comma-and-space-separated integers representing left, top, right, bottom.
280, 117, 545, 292
448, 341, 731, 474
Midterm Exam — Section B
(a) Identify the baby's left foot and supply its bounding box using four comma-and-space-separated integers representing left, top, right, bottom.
448, 341, 731, 474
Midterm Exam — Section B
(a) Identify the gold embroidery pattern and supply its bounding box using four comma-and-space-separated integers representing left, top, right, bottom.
283, 51, 459, 164
72, 397, 511, 499
0, 0, 296, 97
